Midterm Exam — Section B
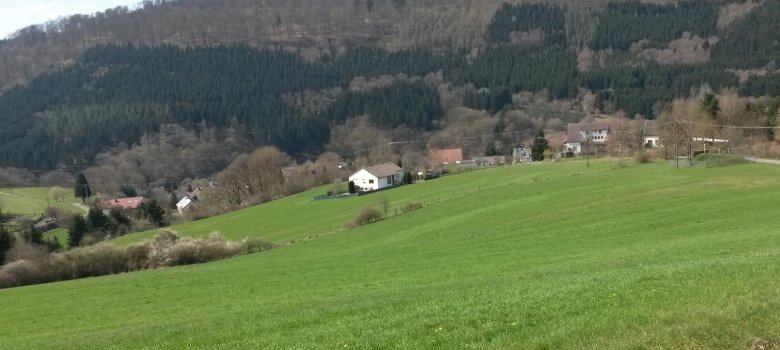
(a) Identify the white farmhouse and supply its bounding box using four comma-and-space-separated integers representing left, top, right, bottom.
642, 120, 661, 148
565, 123, 610, 154
176, 196, 194, 214
176, 187, 202, 214
349, 162, 404, 192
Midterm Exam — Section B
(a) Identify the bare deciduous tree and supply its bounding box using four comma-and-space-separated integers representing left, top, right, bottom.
378, 195, 390, 218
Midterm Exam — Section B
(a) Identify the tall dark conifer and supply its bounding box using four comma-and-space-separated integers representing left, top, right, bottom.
68, 215, 88, 248
74, 173, 92, 204
531, 131, 549, 161
0, 225, 14, 264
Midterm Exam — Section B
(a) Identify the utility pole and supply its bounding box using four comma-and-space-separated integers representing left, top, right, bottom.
673, 121, 679, 170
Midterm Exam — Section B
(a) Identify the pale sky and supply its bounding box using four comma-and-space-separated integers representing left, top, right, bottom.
0, 1, 140, 39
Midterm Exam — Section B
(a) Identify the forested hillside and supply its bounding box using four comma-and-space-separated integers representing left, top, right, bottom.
0, 0, 708, 92
0, 0, 778, 171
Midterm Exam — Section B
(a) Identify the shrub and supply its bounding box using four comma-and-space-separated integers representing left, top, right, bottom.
169, 238, 202, 265
192, 233, 241, 263
125, 243, 151, 270
0, 230, 275, 289
66, 243, 127, 277
401, 202, 423, 213
0, 253, 75, 289
242, 237, 275, 254
635, 151, 653, 164
4, 240, 49, 264
0, 260, 44, 288
353, 207, 383, 226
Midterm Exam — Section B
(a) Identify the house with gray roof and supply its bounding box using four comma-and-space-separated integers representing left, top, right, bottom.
348, 162, 403, 192
565, 123, 610, 155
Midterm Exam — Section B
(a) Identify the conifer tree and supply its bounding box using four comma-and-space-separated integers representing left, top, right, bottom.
68, 215, 88, 248
0, 225, 14, 264
531, 131, 549, 161
74, 173, 92, 204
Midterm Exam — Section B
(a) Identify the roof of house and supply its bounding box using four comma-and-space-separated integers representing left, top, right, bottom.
429, 148, 464, 164
642, 120, 659, 137
360, 162, 403, 178
566, 123, 611, 143
102, 196, 144, 210
176, 197, 193, 210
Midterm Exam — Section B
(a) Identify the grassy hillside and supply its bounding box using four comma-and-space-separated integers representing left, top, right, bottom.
2, 161, 780, 349
112, 164, 576, 246
0, 187, 82, 216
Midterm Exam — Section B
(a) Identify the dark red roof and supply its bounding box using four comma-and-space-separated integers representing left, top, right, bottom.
101, 197, 144, 210
429, 149, 464, 164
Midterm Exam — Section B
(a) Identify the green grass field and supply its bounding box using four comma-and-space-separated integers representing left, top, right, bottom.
2, 160, 780, 349
0, 187, 83, 216
43, 227, 70, 248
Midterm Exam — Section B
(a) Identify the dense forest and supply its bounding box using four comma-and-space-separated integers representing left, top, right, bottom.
0, 0, 779, 170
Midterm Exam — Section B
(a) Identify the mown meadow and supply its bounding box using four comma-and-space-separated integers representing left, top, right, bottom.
2, 160, 780, 349
0, 187, 82, 217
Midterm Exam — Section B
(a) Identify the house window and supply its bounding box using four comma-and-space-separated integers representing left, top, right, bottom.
387, 176, 392, 185
369, 179, 375, 184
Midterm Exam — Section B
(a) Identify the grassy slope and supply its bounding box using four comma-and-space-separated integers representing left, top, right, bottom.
111, 164, 571, 245
43, 227, 69, 248
2, 161, 780, 349
0, 187, 82, 216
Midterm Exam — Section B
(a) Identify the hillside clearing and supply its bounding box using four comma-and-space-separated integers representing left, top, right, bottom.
0, 187, 82, 217
1, 161, 780, 349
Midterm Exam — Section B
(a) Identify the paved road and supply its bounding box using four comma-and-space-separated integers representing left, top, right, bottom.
744, 157, 780, 165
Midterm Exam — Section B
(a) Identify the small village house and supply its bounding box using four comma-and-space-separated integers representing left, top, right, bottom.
642, 120, 661, 148
565, 123, 610, 155
348, 162, 404, 192
176, 187, 202, 214
512, 147, 532, 163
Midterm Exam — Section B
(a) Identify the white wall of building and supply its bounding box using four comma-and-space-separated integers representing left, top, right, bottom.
566, 142, 582, 154
349, 170, 396, 192
587, 129, 608, 143
644, 136, 660, 148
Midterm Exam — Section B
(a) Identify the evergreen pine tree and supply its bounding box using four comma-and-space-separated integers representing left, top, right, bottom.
531, 131, 549, 161
68, 215, 88, 248
74, 173, 92, 204
0, 225, 14, 264
87, 207, 110, 233
138, 201, 167, 227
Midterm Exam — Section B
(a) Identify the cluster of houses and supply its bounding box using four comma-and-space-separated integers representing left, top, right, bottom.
347, 121, 669, 194
347, 147, 533, 193
96, 120, 677, 205
564, 120, 661, 155
97, 187, 203, 216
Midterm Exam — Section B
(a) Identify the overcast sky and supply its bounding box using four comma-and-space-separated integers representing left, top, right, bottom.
0, 0, 140, 39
